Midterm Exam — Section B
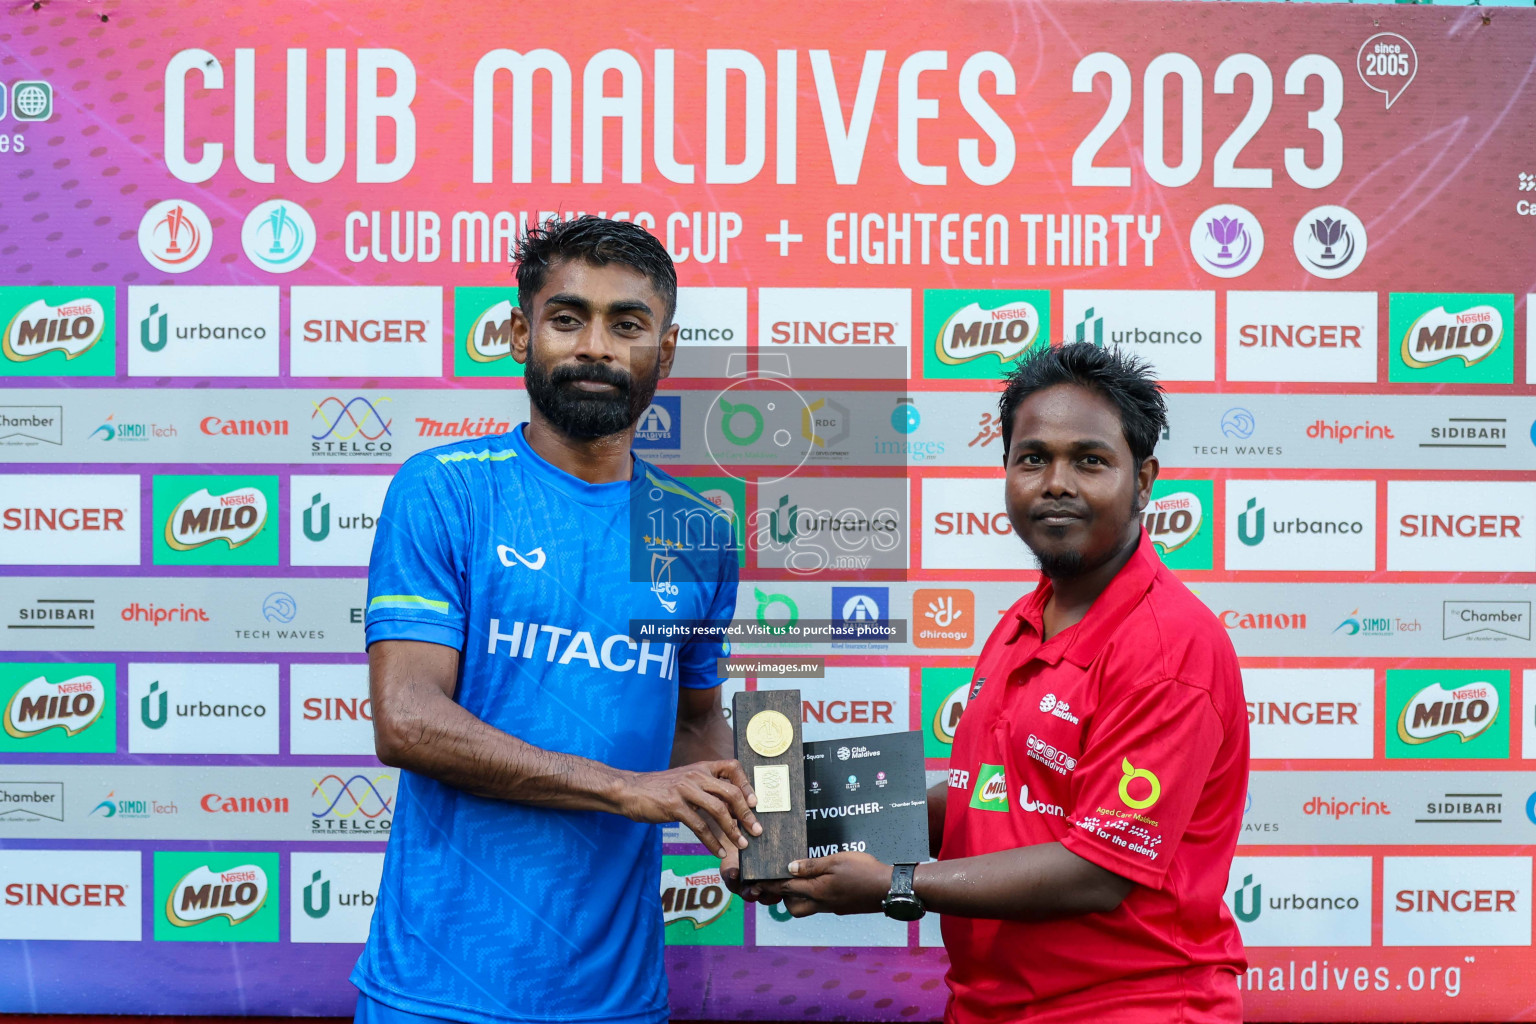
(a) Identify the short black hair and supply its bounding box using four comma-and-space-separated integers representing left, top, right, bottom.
998, 342, 1167, 464
513, 215, 677, 328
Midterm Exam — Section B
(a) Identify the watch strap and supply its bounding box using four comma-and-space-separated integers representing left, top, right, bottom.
889, 863, 917, 898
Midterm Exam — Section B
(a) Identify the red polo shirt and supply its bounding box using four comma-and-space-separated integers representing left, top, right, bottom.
938, 529, 1248, 1024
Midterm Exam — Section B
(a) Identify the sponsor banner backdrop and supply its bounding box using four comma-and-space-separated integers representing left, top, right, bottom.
0, 2, 1532, 1023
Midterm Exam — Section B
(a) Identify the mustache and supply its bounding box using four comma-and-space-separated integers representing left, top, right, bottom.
548, 362, 632, 393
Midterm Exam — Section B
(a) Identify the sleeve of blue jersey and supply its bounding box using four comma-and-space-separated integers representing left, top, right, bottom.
364, 454, 470, 651
676, 552, 739, 690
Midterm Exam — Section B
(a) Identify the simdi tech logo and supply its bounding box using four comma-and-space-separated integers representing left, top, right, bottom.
1141, 479, 1214, 571
153, 851, 279, 943
923, 289, 1049, 380
1386, 669, 1510, 760
1388, 293, 1515, 383
660, 855, 743, 946
0, 663, 116, 753
0, 286, 115, 377
152, 475, 280, 567
453, 287, 523, 377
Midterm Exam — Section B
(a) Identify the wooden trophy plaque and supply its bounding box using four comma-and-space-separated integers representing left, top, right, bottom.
732, 689, 807, 883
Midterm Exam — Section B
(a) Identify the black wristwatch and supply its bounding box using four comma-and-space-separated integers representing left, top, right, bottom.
881, 863, 926, 921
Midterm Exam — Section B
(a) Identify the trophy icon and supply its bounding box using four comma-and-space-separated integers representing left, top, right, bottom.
1309, 217, 1346, 261
1206, 215, 1245, 261
161, 205, 187, 255
267, 205, 293, 256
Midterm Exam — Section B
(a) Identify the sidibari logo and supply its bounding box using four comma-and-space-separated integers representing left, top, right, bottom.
165, 486, 268, 551
4, 674, 105, 738
1396, 681, 1499, 744
466, 299, 515, 362
659, 867, 731, 929
969, 763, 1010, 811
1118, 758, 1161, 810
936, 301, 1039, 366
1141, 491, 1202, 553
1401, 305, 1503, 368
165, 864, 269, 928
3, 298, 105, 362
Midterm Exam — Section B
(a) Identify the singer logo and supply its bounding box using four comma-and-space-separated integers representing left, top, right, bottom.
137, 199, 212, 274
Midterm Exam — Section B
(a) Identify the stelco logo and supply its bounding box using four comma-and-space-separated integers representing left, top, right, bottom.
936, 301, 1039, 365
1141, 491, 1202, 553
4, 674, 105, 738
1401, 305, 1504, 368
1396, 681, 1500, 745
165, 864, 269, 928
165, 486, 268, 551
3, 298, 106, 362
466, 299, 515, 362
659, 867, 731, 929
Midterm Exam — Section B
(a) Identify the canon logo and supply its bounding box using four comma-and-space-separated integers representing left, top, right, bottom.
200, 417, 289, 436
934, 511, 1012, 536
1398, 514, 1520, 539
1220, 611, 1306, 630
200, 794, 290, 814
1395, 889, 1516, 913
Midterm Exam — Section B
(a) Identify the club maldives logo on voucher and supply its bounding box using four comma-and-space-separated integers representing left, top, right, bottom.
152, 475, 280, 567
0, 287, 116, 377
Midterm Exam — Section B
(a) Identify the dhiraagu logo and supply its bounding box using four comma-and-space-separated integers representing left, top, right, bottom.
661, 855, 743, 946
1141, 479, 1213, 570
969, 763, 1010, 811
154, 851, 279, 942
1389, 293, 1514, 383
0, 286, 116, 377
923, 289, 1049, 380
454, 287, 523, 377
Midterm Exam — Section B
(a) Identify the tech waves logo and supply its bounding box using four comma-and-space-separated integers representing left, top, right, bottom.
3, 298, 105, 362
935, 300, 1040, 366
659, 867, 731, 928
311, 773, 394, 834
164, 486, 268, 551
310, 396, 393, 458
1396, 681, 1500, 745
164, 864, 269, 927
1400, 305, 1504, 368
4, 674, 105, 738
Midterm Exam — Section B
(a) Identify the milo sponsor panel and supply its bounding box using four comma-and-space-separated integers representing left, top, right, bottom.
1387, 669, 1509, 760
0, 663, 116, 753
923, 289, 1048, 380
1141, 479, 1214, 570
152, 474, 280, 566
453, 286, 521, 377
660, 854, 743, 946
1388, 293, 1514, 383
153, 850, 279, 942
0, 286, 116, 377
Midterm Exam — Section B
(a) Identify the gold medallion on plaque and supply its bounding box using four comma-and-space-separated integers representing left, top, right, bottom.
746, 709, 793, 758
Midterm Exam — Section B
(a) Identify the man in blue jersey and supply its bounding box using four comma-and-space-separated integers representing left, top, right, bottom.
354, 216, 756, 1024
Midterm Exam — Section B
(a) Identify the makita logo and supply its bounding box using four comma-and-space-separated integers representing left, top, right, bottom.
164, 487, 268, 551
486, 619, 676, 678
4, 675, 105, 738
416, 416, 511, 439
3, 298, 105, 362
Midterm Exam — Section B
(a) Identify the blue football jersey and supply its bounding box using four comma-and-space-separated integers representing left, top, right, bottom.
353, 424, 739, 1024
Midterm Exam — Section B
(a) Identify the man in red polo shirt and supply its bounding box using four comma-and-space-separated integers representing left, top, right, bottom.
762, 343, 1247, 1022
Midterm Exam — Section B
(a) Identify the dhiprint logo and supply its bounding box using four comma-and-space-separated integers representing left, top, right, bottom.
1389, 293, 1515, 383
1190, 204, 1263, 278
1294, 206, 1368, 279
154, 852, 279, 942
241, 199, 316, 273
310, 395, 394, 459
311, 772, 396, 835
138, 199, 213, 274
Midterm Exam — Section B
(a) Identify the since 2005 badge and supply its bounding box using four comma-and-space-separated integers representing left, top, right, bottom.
746, 709, 793, 758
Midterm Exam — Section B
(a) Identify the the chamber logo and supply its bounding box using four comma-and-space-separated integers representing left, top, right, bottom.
3, 298, 105, 362
4, 674, 105, 738
164, 486, 269, 551
164, 864, 269, 927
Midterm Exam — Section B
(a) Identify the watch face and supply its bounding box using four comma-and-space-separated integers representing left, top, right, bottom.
883, 896, 925, 922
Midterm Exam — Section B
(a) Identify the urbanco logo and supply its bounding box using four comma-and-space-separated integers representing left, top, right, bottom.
1062, 290, 1215, 382
290, 475, 391, 567
1224, 480, 1375, 571
1226, 857, 1372, 946
154, 851, 279, 942
290, 852, 385, 943
0, 287, 116, 377
153, 475, 280, 567
128, 663, 279, 755
127, 286, 280, 377
0, 664, 116, 754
